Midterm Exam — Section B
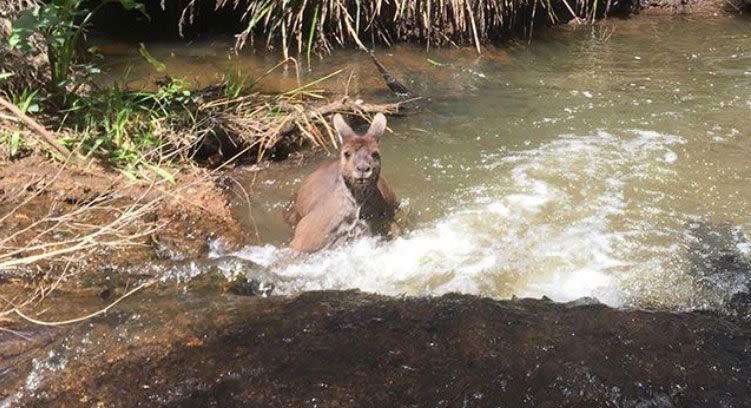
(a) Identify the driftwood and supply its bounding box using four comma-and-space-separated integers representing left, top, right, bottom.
204, 95, 419, 165
368, 50, 410, 96
278, 96, 415, 136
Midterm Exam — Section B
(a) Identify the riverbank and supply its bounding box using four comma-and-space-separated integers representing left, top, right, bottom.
0, 153, 248, 271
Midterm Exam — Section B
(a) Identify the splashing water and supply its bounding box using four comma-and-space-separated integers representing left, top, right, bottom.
227, 129, 749, 310
107, 16, 751, 312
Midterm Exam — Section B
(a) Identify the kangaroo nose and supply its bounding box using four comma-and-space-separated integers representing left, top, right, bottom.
357, 165, 371, 173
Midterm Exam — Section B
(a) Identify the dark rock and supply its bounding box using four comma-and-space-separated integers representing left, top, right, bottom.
2, 291, 748, 407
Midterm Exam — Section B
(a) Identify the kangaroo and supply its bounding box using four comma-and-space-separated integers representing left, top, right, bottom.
287, 113, 398, 252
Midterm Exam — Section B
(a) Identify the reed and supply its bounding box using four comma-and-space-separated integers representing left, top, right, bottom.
199, 0, 621, 55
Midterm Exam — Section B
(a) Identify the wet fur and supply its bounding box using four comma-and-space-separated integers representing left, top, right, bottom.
287, 114, 398, 252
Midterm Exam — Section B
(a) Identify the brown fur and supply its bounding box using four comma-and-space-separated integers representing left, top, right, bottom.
287, 113, 398, 252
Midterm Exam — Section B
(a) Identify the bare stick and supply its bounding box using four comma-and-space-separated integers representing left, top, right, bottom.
10, 280, 155, 326
561, 0, 583, 22
369, 50, 410, 95
465, 1, 483, 55
0, 96, 84, 165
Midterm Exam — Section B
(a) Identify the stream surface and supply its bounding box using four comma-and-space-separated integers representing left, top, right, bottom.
2, 14, 750, 407
203, 15, 751, 312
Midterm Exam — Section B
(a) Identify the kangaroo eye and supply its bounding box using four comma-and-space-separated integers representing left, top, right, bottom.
343, 151, 352, 159
371, 152, 380, 160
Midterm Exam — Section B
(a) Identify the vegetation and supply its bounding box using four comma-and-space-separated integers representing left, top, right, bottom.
0, 0, 401, 181
206, 0, 632, 57
0, 0, 743, 332
2, 0, 740, 178
8, 0, 144, 95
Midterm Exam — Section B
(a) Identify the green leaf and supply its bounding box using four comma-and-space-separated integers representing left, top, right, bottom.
10, 132, 21, 156
120, 168, 140, 181
112, 0, 146, 13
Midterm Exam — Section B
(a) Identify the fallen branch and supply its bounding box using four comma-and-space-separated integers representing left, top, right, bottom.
369, 50, 410, 96
0, 96, 85, 165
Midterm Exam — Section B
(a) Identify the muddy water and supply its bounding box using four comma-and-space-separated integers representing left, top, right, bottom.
197, 15, 751, 313
94, 16, 751, 311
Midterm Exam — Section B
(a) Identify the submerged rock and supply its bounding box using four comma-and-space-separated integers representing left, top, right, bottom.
0, 291, 748, 407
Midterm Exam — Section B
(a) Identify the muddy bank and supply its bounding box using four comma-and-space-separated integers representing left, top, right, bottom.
0, 154, 249, 283
1, 290, 748, 407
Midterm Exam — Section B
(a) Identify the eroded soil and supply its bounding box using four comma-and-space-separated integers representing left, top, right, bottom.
0, 154, 250, 286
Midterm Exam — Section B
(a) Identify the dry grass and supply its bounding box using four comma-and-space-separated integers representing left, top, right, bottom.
190, 0, 565, 57
0, 174, 163, 326
0, 170, 163, 274
198, 90, 410, 164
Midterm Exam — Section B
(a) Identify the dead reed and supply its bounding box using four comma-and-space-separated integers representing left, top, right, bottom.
191, 0, 576, 56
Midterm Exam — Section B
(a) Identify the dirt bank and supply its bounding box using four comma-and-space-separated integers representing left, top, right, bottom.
0, 154, 250, 285
0, 290, 748, 407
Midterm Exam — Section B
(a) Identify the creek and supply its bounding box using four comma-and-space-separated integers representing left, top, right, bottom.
2, 14, 750, 407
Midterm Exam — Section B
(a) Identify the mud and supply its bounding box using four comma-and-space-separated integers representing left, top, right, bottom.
0, 290, 748, 407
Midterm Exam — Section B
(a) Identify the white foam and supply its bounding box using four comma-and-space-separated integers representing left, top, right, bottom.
227, 130, 748, 309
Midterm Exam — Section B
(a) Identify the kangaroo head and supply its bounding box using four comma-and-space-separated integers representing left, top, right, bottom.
334, 113, 387, 189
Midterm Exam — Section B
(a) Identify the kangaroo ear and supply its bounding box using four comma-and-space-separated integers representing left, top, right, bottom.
366, 113, 387, 142
333, 114, 356, 143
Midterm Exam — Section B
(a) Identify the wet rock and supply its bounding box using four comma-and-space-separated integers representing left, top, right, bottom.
222, 276, 274, 297
1, 291, 748, 407
564, 296, 602, 307
725, 290, 751, 323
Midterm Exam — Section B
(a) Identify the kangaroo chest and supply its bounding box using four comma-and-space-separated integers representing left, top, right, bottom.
320, 179, 386, 250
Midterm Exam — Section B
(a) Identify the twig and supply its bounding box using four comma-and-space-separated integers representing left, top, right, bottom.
724, 0, 742, 12
369, 50, 410, 95
10, 280, 155, 326
465, 1, 483, 55
0, 326, 35, 341
0, 96, 84, 165
561, 0, 584, 23
275, 96, 416, 136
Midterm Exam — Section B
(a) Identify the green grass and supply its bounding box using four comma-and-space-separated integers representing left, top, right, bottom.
56, 78, 198, 180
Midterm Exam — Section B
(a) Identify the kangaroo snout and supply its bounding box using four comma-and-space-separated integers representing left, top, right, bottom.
354, 164, 372, 181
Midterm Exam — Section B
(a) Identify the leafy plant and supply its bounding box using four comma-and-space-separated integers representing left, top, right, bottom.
58, 78, 196, 181
222, 69, 247, 99
8, 0, 145, 93
0, 88, 41, 158
1, 130, 23, 158
11, 88, 40, 114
